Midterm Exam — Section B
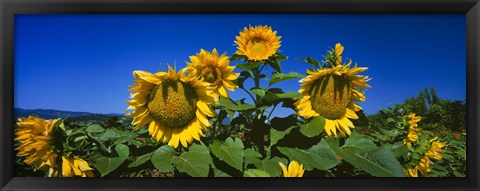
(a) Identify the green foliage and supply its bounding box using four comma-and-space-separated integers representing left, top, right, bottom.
244, 148, 262, 166
243, 169, 270, 177
383, 142, 409, 158
327, 137, 405, 177
435, 132, 466, 177
128, 152, 153, 168
278, 139, 340, 171
171, 143, 212, 177
210, 138, 244, 171
253, 157, 287, 177
365, 87, 466, 177
218, 96, 256, 111
250, 88, 266, 97
268, 72, 304, 86
85, 124, 105, 133
264, 91, 302, 103
93, 144, 130, 177
298, 57, 319, 69
151, 145, 177, 173
396, 86, 465, 132
236, 62, 262, 70
299, 116, 325, 137
270, 126, 296, 146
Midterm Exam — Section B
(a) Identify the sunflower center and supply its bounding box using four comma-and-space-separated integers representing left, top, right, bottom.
147, 80, 198, 128
310, 74, 352, 119
251, 42, 268, 56
202, 66, 222, 84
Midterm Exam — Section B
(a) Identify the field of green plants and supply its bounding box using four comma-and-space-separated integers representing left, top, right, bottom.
14, 25, 466, 178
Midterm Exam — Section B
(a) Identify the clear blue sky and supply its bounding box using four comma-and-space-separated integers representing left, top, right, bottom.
14, 14, 466, 117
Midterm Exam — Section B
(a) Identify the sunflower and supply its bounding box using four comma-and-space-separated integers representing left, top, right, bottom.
126, 66, 216, 148
15, 116, 60, 176
404, 167, 419, 177
187, 48, 240, 98
403, 113, 422, 147
279, 160, 305, 177
295, 44, 371, 137
416, 156, 432, 175
334, 43, 344, 66
425, 138, 446, 161
406, 138, 446, 177
62, 156, 94, 177
234, 25, 281, 61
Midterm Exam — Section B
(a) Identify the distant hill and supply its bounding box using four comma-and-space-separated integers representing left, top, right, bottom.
14, 108, 124, 121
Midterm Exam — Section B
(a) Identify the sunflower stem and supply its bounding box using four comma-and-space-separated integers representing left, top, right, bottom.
252, 66, 269, 157
253, 68, 261, 103
212, 116, 217, 138
267, 104, 277, 121
258, 64, 266, 74
240, 87, 256, 105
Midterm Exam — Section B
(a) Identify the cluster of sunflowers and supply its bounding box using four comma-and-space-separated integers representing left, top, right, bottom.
16, 25, 379, 178
402, 113, 446, 177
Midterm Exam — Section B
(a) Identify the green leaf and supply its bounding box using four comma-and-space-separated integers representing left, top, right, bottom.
254, 157, 288, 177
172, 143, 211, 177
93, 144, 130, 177
266, 53, 287, 73
273, 53, 288, 62
253, 157, 287, 177
211, 162, 233, 177
270, 114, 298, 130
386, 118, 396, 123
225, 109, 235, 120
97, 129, 138, 144
384, 142, 409, 158
270, 126, 296, 146
278, 139, 340, 171
327, 138, 405, 177
151, 145, 177, 173
299, 116, 325, 137
412, 152, 421, 160
266, 61, 282, 73
265, 53, 286, 73
269, 72, 304, 86
236, 62, 262, 70
230, 54, 246, 61
243, 169, 271, 177
244, 148, 262, 166
214, 169, 232, 177
379, 128, 399, 137
430, 163, 449, 177
298, 57, 319, 68
219, 96, 256, 111
264, 91, 302, 102
85, 124, 105, 133
453, 171, 465, 177
341, 132, 377, 153
128, 152, 153, 168
250, 88, 266, 97
210, 137, 244, 171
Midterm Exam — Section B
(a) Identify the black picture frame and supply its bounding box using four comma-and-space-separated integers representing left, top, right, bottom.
1, 0, 479, 190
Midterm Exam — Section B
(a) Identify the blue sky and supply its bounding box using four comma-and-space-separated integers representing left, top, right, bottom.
14, 14, 466, 117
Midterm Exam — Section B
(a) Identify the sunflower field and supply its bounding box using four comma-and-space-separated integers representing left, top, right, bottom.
14, 25, 466, 178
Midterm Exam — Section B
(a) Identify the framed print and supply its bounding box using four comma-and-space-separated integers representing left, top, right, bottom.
1, 0, 479, 190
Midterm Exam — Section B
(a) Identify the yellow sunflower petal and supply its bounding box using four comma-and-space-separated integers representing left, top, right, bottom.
197, 100, 216, 117
279, 162, 288, 176
62, 157, 72, 177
